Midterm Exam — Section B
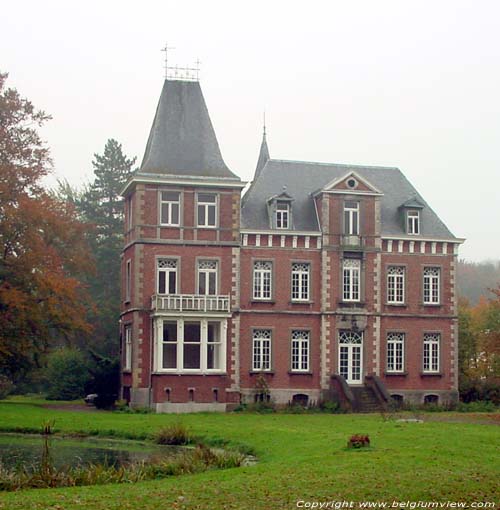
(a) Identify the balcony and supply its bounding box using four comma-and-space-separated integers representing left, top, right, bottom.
341, 235, 364, 250
151, 294, 231, 314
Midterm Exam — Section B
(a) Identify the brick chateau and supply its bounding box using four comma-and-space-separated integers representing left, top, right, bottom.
120, 78, 463, 412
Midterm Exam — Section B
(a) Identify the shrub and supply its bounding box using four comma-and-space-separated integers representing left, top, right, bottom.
45, 349, 91, 400
319, 400, 341, 413
347, 434, 370, 449
154, 422, 191, 445
0, 374, 14, 400
84, 352, 120, 409
456, 401, 498, 412
459, 378, 500, 405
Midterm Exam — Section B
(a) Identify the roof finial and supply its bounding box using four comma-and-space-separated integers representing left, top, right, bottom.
263, 110, 266, 140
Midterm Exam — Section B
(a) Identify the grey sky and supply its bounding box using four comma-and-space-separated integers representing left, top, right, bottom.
2, 0, 499, 261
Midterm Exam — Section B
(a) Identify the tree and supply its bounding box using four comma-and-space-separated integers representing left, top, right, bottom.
45, 348, 91, 400
77, 139, 136, 356
0, 71, 93, 383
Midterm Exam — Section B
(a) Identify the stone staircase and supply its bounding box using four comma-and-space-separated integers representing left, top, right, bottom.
351, 386, 385, 413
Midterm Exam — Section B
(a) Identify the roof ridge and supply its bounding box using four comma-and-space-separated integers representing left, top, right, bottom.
268, 158, 400, 171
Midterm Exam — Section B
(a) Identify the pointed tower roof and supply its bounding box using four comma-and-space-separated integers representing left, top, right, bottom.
254, 126, 270, 180
138, 79, 239, 180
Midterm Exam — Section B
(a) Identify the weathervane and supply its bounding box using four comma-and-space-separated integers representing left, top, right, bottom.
161, 43, 201, 82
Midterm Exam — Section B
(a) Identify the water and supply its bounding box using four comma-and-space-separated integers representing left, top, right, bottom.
0, 434, 181, 472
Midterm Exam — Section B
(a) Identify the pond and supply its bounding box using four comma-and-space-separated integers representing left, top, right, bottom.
0, 433, 182, 472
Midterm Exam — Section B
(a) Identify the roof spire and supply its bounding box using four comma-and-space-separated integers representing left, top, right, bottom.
254, 116, 270, 181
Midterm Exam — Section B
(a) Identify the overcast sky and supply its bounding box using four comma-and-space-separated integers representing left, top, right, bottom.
2, 0, 499, 261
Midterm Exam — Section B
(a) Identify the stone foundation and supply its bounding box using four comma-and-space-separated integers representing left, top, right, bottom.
155, 402, 227, 413
388, 389, 459, 406
240, 388, 321, 406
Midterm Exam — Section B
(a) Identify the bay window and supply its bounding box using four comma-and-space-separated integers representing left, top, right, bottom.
156, 318, 226, 373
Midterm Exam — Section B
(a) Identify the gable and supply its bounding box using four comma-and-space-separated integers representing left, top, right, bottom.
322, 171, 383, 195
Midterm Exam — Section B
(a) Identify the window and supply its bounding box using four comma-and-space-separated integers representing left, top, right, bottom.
253, 261, 272, 300
207, 322, 222, 370
291, 330, 310, 372
387, 333, 404, 373
124, 325, 132, 371
162, 322, 177, 369
291, 263, 310, 301
423, 333, 440, 373
183, 322, 201, 369
423, 267, 440, 304
387, 266, 405, 304
343, 259, 361, 302
157, 259, 177, 294
197, 193, 217, 227
407, 210, 420, 235
127, 195, 133, 231
160, 191, 180, 226
198, 260, 217, 295
344, 201, 359, 235
252, 329, 271, 371
424, 394, 439, 405
158, 318, 226, 372
125, 259, 131, 302
276, 201, 290, 229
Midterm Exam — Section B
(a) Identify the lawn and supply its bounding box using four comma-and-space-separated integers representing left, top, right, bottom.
0, 400, 498, 510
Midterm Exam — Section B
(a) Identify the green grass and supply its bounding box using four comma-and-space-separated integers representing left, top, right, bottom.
0, 401, 498, 509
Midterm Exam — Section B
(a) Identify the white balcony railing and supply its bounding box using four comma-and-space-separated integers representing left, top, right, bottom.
151, 294, 231, 313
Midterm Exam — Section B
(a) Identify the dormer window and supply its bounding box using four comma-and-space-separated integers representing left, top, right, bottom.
267, 191, 294, 230
400, 197, 424, 235
276, 202, 290, 229
407, 210, 420, 235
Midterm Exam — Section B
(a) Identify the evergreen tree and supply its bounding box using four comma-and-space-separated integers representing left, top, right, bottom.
79, 139, 136, 357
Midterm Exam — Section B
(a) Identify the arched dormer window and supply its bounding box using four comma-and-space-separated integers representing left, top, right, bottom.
267, 191, 294, 230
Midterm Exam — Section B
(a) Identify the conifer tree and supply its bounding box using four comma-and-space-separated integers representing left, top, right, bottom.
79, 139, 136, 356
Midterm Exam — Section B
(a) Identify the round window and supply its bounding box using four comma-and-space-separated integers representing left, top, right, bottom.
347, 178, 358, 189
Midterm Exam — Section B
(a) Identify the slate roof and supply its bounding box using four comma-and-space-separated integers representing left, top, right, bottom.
138, 80, 240, 181
241, 158, 457, 240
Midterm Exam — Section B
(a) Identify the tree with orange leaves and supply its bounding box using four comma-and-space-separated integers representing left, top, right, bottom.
0, 72, 93, 384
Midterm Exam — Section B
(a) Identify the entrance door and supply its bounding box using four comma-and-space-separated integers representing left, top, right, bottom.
338, 330, 363, 384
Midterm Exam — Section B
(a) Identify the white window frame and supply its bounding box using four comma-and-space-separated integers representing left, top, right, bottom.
276, 201, 290, 229
157, 258, 178, 295
253, 261, 272, 300
344, 201, 359, 235
407, 210, 420, 235
423, 267, 440, 305
252, 329, 272, 371
125, 259, 131, 303
160, 191, 180, 226
342, 259, 361, 302
423, 333, 440, 373
291, 262, 310, 302
197, 193, 217, 228
386, 332, 404, 373
338, 330, 363, 384
291, 330, 310, 372
387, 266, 405, 304
197, 260, 218, 296
156, 318, 227, 374
124, 325, 132, 371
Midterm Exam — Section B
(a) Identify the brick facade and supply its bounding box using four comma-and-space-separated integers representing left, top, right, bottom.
120, 79, 462, 411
